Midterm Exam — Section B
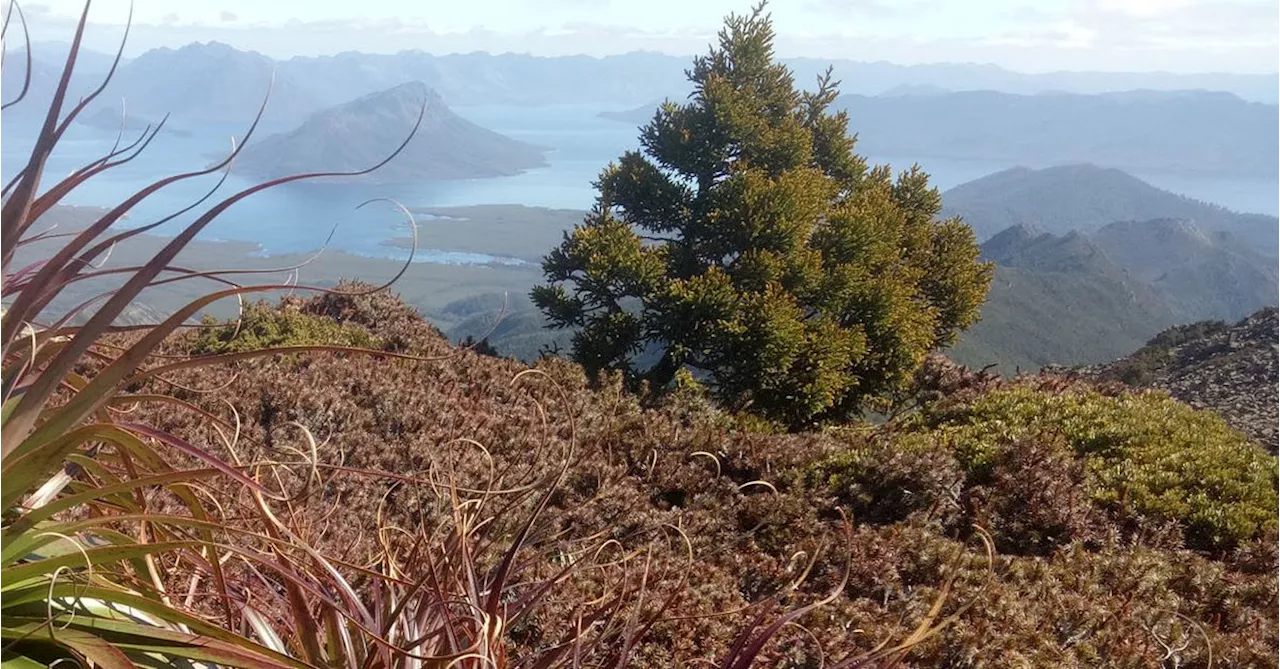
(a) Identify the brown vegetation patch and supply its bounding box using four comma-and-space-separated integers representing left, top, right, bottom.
109, 289, 1277, 665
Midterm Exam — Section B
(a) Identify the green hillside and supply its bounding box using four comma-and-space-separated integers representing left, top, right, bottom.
950, 225, 1177, 372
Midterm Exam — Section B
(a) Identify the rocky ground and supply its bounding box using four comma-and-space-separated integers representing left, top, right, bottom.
1062, 307, 1279, 451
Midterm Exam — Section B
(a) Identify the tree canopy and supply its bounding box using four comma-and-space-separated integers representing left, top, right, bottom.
532, 3, 992, 428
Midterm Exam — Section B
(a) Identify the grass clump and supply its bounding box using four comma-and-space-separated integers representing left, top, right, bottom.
806, 433, 964, 526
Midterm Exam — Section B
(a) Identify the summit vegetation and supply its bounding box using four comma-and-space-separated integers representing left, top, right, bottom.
2, 3, 1275, 668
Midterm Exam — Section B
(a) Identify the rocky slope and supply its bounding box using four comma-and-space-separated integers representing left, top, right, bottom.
235, 81, 547, 182
1066, 307, 1279, 450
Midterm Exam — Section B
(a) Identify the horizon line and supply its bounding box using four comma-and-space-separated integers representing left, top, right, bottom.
22, 38, 1280, 79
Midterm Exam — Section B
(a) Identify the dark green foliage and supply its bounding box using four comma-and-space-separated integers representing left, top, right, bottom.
460, 335, 502, 357
806, 433, 964, 526
190, 299, 382, 354
1081, 308, 1278, 450
974, 430, 1104, 555
533, 5, 991, 429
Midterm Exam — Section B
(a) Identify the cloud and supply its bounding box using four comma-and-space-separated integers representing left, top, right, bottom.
220, 11, 238, 23
805, 0, 928, 18
1011, 0, 1278, 50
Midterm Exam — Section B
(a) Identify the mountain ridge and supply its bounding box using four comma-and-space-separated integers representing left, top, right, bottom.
7, 41, 1279, 125
598, 92, 1279, 180
950, 216, 1278, 373
951, 224, 1179, 373
941, 164, 1280, 247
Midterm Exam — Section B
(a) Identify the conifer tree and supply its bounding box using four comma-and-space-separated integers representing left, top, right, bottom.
533, 3, 992, 428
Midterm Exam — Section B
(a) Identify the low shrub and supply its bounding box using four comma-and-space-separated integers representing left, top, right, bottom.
126, 291, 1280, 665
190, 299, 382, 354
974, 430, 1103, 555
805, 432, 963, 526
934, 385, 1278, 552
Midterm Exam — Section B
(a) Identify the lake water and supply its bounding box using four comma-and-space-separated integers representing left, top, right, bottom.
4, 104, 1276, 263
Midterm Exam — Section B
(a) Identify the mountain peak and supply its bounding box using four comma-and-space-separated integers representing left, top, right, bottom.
373, 81, 440, 103
979, 225, 1109, 274
981, 223, 1046, 261
312, 81, 445, 124
234, 81, 544, 183
164, 41, 270, 62
1090, 217, 1277, 322
1098, 217, 1210, 242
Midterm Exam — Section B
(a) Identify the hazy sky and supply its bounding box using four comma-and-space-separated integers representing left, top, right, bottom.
11, 0, 1279, 74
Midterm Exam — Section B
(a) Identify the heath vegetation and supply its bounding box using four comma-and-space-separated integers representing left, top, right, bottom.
2, 2, 1274, 667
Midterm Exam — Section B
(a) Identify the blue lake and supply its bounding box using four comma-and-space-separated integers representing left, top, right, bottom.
4, 104, 1276, 263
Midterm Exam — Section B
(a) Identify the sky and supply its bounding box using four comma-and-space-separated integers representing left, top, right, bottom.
8, 0, 1279, 74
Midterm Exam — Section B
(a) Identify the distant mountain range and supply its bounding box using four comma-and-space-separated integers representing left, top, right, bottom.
0, 44, 683, 123
7, 42, 1276, 187
4, 41, 1278, 128
838, 91, 1278, 179
599, 93, 1280, 180
114, 42, 326, 125
234, 82, 547, 183
941, 165, 1280, 249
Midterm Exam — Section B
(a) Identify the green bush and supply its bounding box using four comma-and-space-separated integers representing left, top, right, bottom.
191, 299, 382, 354
932, 385, 1278, 551
811, 382, 1276, 553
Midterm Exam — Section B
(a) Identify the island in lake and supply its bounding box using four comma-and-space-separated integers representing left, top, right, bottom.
235, 81, 549, 183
